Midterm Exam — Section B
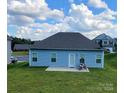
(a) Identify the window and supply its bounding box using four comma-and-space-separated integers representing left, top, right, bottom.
80, 54, 85, 64
96, 55, 102, 63
51, 53, 56, 62
32, 53, 37, 62
104, 41, 107, 44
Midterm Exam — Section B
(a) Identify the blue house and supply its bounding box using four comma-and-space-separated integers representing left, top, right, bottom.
29, 32, 104, 68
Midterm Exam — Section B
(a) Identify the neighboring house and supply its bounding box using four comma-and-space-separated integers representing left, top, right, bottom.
93, 33, 115, 53
29, 32, 104, 68
113, 38, 117, 52
7, 35, 12, 64
14, 44, 30, 51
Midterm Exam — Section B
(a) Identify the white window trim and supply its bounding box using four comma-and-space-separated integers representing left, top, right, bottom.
79, 53, 85, 63
103, 40, 108, 45
32, 52, 38, 62
51, 52, 57, 62
96, 55, 102, 63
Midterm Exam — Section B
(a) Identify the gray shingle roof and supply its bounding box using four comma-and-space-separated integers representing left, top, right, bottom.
14, 44, 30, 50
93, 33, 112, 40
31, 32, 101, 50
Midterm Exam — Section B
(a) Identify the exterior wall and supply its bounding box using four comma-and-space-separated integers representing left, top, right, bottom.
95, 39, 113, 47
102, 40, 109, 46
29, 50, 104, 68
7, 40, 12, 64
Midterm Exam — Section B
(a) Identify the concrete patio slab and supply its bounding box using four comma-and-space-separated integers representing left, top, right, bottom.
46, 67, 89, 72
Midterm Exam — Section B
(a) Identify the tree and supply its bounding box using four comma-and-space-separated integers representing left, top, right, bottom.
11, 37, 34, 51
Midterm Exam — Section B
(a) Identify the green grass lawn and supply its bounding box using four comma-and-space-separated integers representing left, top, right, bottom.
12, 51, 29, 56
7, 53, 117, 93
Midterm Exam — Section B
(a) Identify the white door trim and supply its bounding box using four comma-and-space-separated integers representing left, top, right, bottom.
68, 53, 75, 67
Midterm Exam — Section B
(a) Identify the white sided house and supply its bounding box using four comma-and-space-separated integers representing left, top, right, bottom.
93, 34, 115, 53
7, 36, 12, 64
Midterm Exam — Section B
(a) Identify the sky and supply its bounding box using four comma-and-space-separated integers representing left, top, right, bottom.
7, 0, 117, 40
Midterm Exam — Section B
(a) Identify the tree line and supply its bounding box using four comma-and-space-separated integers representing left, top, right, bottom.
11, 37, 34, 51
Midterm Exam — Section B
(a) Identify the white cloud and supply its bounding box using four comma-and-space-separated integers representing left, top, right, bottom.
16, 26, 58, 40
67, 3, 116, 39
82, 25, 117, 39
47, 9, 64, 22
8, 1, 116, 40
96, 9, 117, 21
69, 4, 93, 17
8, 15, 34, 26
88, 0, 108, 9
8, 0, 64, 26
67, 3, 116, 31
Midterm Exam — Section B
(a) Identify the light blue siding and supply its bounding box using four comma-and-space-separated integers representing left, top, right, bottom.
29, 50, 104, 68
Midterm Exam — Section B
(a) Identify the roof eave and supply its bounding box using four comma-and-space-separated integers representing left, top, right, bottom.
29, 48, 104, 51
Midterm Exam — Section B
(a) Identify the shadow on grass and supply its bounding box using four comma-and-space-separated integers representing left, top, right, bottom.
7, 62, 47, 71
7, 62, 29, 69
